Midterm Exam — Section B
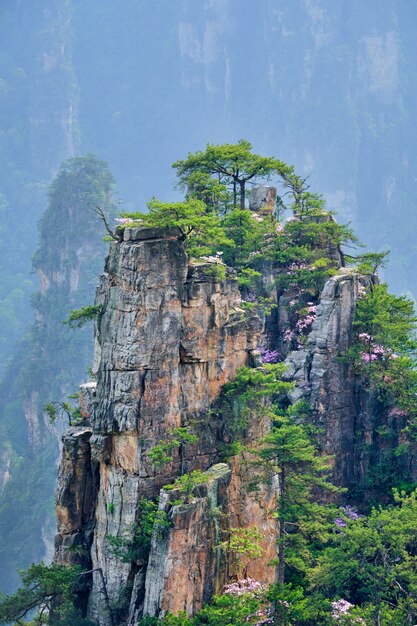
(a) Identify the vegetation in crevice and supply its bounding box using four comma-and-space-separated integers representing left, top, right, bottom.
64, 305, 102, 329
106, 498, 171, 564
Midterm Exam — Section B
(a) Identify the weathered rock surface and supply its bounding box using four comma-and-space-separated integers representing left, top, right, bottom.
249, 186, 277, 214
282, 268, 401, 488
55, 227, 266, 624
142, 464, 231, 620
55, 427, 96, 568
55, 226, 415, 623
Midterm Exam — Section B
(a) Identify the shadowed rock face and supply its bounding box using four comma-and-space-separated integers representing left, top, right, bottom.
284, 270, 374, 486
283, 269, 417, 490
249, 186, 277, 214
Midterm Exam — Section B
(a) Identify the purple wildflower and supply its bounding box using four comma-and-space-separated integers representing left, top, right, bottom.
342, 505, 361, 521
284, 329, 295, 342
334, 517, 347, 528
260, 348, 279, 364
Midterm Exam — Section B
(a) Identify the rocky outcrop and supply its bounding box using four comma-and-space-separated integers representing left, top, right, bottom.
283, 269, 373, 486
55, 226, 268, 624
138, 409, 279, 622
55, 427, 96, 565
142, 463, 231, 620
249, 186, 276, 214
281, 268, 417, 491
55, 222, 415, 622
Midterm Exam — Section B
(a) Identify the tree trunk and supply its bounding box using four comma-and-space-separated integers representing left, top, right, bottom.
277, 469, 285, 585
277, 527, 285, 585
272, 470, 285, 626
239, 179, 245, 210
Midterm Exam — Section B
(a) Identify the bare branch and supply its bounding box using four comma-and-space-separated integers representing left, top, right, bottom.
91, 203, 120, 241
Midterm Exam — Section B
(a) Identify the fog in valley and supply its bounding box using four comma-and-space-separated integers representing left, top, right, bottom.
1, 0, 416, 598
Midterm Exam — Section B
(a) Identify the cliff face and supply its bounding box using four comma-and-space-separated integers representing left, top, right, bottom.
54, 222, 415, 622
284, 270, 373, 487
284, 269, 417, 491
55, 226, 277, 623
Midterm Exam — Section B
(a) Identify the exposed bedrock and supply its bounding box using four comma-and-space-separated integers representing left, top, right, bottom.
55, 228, 415, 623
55, 227, 269, 624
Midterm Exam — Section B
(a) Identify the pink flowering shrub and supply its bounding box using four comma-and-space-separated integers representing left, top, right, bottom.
357, 334, 399, 364
388, 406, 408, 418
115, 217, 137, 224
283, 300, 317, 350
334, 505, 362, 528
224, 578, 266, 597
331, 598, 354, 618
347, 283, 417, 428
331, 599, 365, 624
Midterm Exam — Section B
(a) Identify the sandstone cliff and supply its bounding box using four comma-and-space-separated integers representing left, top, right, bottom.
55, 226, 277, 623
54, 218, 414, 623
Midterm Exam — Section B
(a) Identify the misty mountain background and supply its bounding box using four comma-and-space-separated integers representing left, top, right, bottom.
1, 0, 416, 593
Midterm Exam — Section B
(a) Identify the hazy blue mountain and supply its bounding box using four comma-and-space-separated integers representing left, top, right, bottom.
72, 0, 417, 295
0, 0, 78, 373
1, 0, 417, 592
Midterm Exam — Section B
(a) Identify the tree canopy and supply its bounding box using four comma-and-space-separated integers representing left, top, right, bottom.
173, 139, 292, 211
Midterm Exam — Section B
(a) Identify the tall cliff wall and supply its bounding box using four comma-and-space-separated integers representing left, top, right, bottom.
54, 224, 417, 623
55, 227, 278, 624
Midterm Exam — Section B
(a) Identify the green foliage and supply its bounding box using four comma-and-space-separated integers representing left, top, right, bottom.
310, 489, 417, 623
33, 155, 115, 271
200, 262, 227, 281
354, 283, 417, 354
164, 470, 208, 503
274, 214, 356, 297
64, 305, 102, 329
107, 497, 170, 562
180, 170, 231, 215
257, 401, 340, 584
346, 250, 389, 275
217, 364, 293, 437
192, 592, 264, 625
223, 363, 293, 402
219, 527, 266, 570
219, 207, 278, 270
137, 591, 263, 626
173, 139, 291, 211
237, 267, 262, 288
266, 584, 333, 625
44, 399, 83, 427
148, 428, 199, 468
348, 283, 417, 422
221, 361, 340, 587
120, 198, 233, 258
137, 616, 192, 626
217, 441, 247, 462
118, 144, 371, 314
0, 154, 115, 592
0, 562, 88, 625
